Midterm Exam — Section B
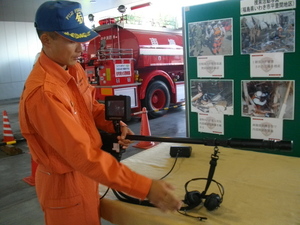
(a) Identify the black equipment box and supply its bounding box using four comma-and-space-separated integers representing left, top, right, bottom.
170, 146, 192, 158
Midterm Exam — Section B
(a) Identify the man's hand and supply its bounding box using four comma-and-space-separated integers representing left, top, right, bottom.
147, 180, 182, 212
117, 123, 134, 149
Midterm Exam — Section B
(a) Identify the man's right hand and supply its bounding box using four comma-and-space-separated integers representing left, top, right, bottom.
146, 180, 182, 212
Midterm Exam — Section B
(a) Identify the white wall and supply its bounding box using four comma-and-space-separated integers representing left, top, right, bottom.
0, 21, 41, 100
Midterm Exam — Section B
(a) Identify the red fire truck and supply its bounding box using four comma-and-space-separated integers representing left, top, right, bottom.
80, 18, 184, 118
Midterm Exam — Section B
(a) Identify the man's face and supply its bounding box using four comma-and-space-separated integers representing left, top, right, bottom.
44, 33, 82, 67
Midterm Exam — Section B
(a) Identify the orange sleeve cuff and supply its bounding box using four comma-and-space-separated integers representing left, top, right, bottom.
127, 174, 152, 200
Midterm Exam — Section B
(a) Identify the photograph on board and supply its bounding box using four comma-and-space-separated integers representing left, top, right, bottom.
188, 18, 233, 57
241, 10, 295, 54
241, 80, 294, 120
190, 79, 234, 115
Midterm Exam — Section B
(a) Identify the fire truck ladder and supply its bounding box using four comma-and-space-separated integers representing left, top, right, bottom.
97, 48, 133, 60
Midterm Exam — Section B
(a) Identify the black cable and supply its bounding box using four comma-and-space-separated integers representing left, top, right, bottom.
113, 190, 154, 207
177, 209, 207, 221
160, 151, 179, 180
100, 187, 110, 200
111, 151, 180, 205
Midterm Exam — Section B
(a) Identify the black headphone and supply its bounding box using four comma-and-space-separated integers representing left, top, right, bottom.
178, 146, 224, 223
181, 177, 224, 211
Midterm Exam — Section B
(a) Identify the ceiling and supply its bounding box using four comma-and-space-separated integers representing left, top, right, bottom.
0, 0, 223, 25
0, 0, 148, 22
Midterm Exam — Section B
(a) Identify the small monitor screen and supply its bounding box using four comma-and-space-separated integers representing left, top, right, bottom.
105, 95, 131, 121
107, 100, 124, 117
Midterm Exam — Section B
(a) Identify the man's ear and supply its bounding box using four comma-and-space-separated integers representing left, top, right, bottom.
40, 33, 51, 47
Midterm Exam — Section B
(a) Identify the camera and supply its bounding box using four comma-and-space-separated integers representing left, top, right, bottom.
101, 95, 131, 161
105, 95, 131, 122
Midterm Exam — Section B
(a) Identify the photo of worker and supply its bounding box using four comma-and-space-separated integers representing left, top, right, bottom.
241, 80, 294, 120
188, 18, 233, 57
241, 10, 295, 54
190, 79, 234, 115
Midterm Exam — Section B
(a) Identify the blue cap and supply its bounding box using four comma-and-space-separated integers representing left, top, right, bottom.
35, 1, 98, 43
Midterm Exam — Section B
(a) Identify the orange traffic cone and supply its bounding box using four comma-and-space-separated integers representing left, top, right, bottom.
134, 107, 156, 149
2, 110, 15, 142
23, 157, 38, 186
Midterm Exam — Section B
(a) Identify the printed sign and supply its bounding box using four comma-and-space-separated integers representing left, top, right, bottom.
197, 55, 224, 78
198, 113, 224, 135
250, 53, 283, 77
251, 117, 283, 140
241, 0, 296, 15
115, 64, 131, 77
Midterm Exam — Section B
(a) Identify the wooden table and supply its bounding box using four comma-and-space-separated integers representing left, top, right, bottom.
100, 142, 300, 225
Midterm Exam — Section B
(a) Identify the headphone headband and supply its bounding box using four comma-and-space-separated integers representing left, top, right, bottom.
181, 177, 224, 211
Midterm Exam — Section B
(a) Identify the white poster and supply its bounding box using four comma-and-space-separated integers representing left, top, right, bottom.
197, 55, 224, 78
198, 113, 224, 135
251, 117, 283, 141
241, 0, 296, 15
250, 53, 284, 77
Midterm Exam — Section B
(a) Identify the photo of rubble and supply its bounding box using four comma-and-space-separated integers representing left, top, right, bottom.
190, 79, 234, 115
242, 80, 294, 120
188, 18, 233, 57
241, 10, 295, 54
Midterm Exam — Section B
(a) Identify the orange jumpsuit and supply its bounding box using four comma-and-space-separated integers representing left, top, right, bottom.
19, 51, 152, 225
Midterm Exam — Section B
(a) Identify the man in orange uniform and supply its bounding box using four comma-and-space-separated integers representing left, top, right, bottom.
19, 1, 182, 225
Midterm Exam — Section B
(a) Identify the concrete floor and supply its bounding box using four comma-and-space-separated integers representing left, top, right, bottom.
0, 99, 186, 225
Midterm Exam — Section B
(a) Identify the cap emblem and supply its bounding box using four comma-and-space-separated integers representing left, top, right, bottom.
63, 31, 91, 39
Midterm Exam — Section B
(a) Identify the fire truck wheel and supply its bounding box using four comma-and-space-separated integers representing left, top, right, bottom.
143, 80, 170, 118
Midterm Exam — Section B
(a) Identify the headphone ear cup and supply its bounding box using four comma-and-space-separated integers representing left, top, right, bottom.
204, 193, 222, 211
182, 191, 202, 210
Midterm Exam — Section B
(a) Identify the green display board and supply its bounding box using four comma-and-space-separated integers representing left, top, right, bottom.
183, 0, 299, 156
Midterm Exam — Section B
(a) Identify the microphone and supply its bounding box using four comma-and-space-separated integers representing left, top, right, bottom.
227, 138, 293, 151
